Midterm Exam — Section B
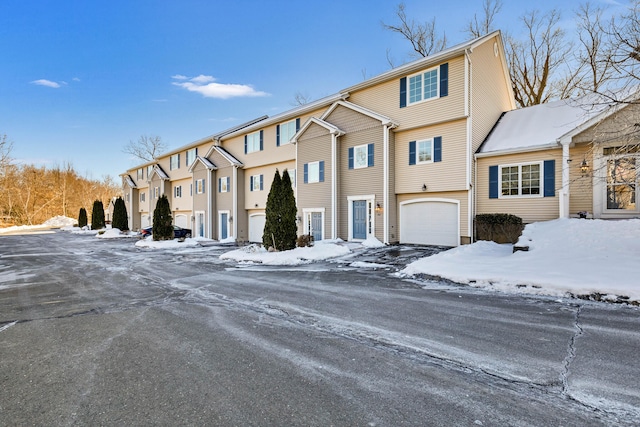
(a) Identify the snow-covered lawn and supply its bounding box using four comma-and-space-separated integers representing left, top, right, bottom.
2, 216, 638, 303
401, 218, 640, 302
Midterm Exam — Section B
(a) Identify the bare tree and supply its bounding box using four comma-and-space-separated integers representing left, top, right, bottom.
382, 3, 447, 59
122, 135, 166, 162
506, 9, 573, 107
464, 0, 503, 38
290, 91, 311, 106
0, 134, 12, 172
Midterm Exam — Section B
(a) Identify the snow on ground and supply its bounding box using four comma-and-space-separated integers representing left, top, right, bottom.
401, 218, 640, 302
135, 236, 200, 248
96, 228, 139, 239
220, 240, 351, 265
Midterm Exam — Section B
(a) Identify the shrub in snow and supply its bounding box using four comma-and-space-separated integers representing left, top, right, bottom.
78, 208, 88, 228
112, 197, 129, 231
91, 200, 105, 230
297, 234, 314, 247
153, 195, 173, 241
475, 213, 523, 244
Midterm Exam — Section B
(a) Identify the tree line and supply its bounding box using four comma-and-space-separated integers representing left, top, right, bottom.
0, 135, 120, 227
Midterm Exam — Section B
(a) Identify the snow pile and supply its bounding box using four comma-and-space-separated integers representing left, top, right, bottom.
43, 216, 77, 228
135, 236, 200, 249
220, 241, 350, 265
361, 235, 385, 248
95, 228, 138, 239
401, 218, 640, 301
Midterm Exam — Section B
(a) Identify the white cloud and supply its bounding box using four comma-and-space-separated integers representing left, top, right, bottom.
172, 74, 269, 99
31, 79, 61, 88
72, 77, 81, 82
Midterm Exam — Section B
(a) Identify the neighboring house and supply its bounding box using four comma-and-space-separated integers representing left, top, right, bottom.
121, 31, 515, 246
476, 95, 640, 222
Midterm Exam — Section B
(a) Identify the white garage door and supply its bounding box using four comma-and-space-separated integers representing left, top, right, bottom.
249, 214, 266, 243
400, 201, 459, 246
174, 214, 188, 228
141, 214, 150, 228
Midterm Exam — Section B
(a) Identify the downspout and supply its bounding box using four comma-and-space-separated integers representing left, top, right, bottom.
383, 124, 390, 244
331, 132, 338, 240
465, 48, 474, 244
560, 140, 570, 218
233, 165, 238, 238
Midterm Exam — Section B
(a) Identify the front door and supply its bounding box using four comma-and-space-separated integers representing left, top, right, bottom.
195, 211, 205, 238
220, 212, 228, 240
352, 200, 367, 240
311, 212, 323, 241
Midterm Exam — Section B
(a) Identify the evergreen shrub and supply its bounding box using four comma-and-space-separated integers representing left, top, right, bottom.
91, 200, 105, 230
475, 213, 524, 244
153, 195, 173, 240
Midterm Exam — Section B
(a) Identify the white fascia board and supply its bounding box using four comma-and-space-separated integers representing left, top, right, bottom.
320, 100, 398, 128
474, 142, 561, 159
292, 117, 345, 143
187, 156, 217, 173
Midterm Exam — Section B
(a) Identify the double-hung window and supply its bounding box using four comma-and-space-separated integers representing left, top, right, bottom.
604, 146, 638, 211
245, 131, 263, 154
250, 175, 263, 191
219, 177, 230, 193
186, 148, 197, 167
170, 154, 180, 170
417, 139, 433, 163
195, 179, 205, 194
137, 168, 144, 180
349, 144, 374, 169
500, 163, 541, 197
304, 161, 324, 183
147, 165, 154, 177
140, 192, 146, 203
174, 185, 182, 198
277, 119, 300, 146
408, 68, 438, 105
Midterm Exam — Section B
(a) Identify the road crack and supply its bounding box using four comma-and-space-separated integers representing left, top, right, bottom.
560, 303, 584, 396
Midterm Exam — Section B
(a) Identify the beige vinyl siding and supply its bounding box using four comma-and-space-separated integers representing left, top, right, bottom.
244, 162, 294, 211
388, 132, 398, 243
476, 149, 562, 223
396, 190, 470, 240
470, 35, 514, 154
568, 143, 593, 215
191, 162, 209, 213
236, 172, 248, 242
297, 129, 333, 237
395, 119, 468, 193
347, 56, 466, 131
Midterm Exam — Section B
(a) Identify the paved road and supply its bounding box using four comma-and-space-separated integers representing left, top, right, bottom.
1, 231, 639, 426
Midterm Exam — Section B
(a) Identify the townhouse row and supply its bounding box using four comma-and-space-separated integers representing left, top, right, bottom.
121, 31, 640, 246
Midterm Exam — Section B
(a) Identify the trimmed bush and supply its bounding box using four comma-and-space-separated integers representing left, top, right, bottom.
78, 207, 88, 228
296, 234, 314, 247
475, 213, 524, 244
112, 197, 129, 231
91, 200, 105, 230
152, 195, 173, 240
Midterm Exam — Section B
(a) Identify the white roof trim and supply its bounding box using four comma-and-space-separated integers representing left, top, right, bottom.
204, 145, 243, 167
475, 142, 560, 158
291, 117, 345, 143
188, 156, 217, 173
320, 100, 398, 127
123, 174, 137, 188
148, 164, 169, 181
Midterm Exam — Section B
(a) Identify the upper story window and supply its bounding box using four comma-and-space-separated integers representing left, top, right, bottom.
286, 169, 296, 187
219, 177, 230, 193
400, 63, 448, 108
137, 168, 144, 180
409, 68, 438, 104
245, 130, 263, 154
350, 144, 374, 169
154, 187, 159, 199
304, 161, 324, 183
250, 174, 264, 191
186, 148, 197, 167
195, 179, 205, 194
277, 119, 300, 146
140, 192, 146, 203
409, 137, 442, 165
174, 185, 182, 198
147, 165, 154, 178
170, 154, 180, 170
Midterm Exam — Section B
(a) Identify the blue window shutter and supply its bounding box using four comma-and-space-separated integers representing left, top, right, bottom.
304, 163, 308, 183
544, 160, 555, 197
227, 177, 230, 191
296, 118, 300, 131
400, 77, 407, 108
348, 147, 354, 169
250, 176, 254, 191
409, 141, 416, 165
178, 153, 180, 168
244, 135, 248, 154
260, 174, 263, 190
276, 125, 280, 147
259, 130, 264, 151
319, 161, 325, 182
367, 143, 374, 167
440, 63, 449, 97
489, 166, 499, 199
218, 178, 221, 193
434, 137, 442, 162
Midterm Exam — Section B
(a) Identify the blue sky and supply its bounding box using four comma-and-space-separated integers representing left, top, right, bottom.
0, 0, 623, 179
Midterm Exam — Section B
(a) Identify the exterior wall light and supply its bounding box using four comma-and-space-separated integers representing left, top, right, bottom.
580, 159, 589, 176
422, 184, 427, 191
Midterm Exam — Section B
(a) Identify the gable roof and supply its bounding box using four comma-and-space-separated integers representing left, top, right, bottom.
123, 174, 136, 188
476, 97, 612, 156
320, 100, 397, 127
204, 145, 243, 167
148, 164, 169, 181
188, 155, 217, 173
292, 117, 345, 143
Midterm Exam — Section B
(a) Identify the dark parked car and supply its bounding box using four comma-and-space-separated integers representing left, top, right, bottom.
140, 226, 192, 239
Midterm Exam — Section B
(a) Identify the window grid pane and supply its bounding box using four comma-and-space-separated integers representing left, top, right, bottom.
417, 140, 432, 163
521, 164, 540, 195
409, 75, 422, 104
423, 69, 438, 99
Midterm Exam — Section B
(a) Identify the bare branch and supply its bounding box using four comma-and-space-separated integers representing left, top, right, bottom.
382, 2, 447, 58
464, 0, 502, 38
122, 135, 167, 162
290, 91, 311, 106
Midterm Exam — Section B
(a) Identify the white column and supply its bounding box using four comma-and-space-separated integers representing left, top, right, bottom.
331, 133, 338, 240
560, 142, 570, 218
383, 125, 389, 244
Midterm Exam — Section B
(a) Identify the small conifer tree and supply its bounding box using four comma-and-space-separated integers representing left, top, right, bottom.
112, 197, 129, 231
153, 194, 173, 240
91, 200, 105, 230
78, 207, 88, 228
279, 169, 298, 250
263, 170, 282, 250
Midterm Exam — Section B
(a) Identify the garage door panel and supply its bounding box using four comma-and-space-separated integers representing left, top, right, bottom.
400, 201, 458, 246
249, 215, 266, 243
